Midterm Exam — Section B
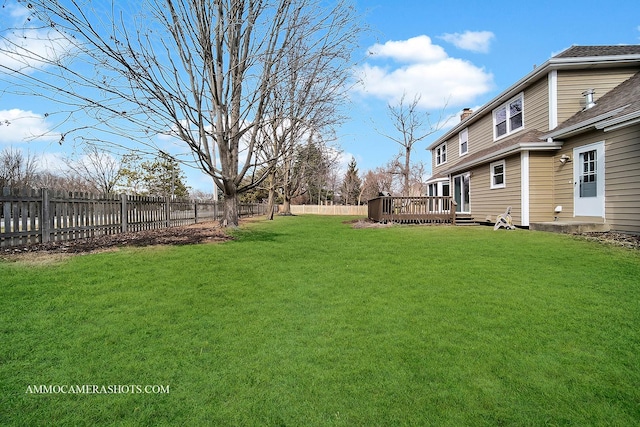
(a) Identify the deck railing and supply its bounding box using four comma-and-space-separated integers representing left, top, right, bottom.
367, 196, 456, 224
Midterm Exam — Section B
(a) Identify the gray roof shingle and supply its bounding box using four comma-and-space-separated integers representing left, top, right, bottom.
554, 45, 640, 58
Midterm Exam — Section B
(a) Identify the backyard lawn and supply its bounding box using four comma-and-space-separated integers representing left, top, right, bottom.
1, 215, 639, 426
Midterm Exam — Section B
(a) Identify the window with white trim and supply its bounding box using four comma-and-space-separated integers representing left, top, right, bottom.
459, 128, 468, 156
493, 94, 523, 139
490, 160, 506, 189
435, 142, 447, 166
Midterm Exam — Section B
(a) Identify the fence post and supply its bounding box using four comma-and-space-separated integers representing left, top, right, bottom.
165, 197, 170, 228
121, 194, 128, 233
194, 200, 198, 224
41, 188, 51, 243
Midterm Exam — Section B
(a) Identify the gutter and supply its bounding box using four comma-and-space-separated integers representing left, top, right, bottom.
541, 106, 628, 139
596, 109, 640, 131
442, 140, 563, 176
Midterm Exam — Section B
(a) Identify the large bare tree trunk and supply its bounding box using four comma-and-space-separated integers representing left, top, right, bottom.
222, 193, 239, 227
266, 170, 276, 220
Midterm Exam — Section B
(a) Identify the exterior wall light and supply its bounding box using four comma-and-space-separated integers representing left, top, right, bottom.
559, 154, 572, 165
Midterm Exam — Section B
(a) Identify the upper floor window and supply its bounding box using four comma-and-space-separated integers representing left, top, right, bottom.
435, 142, 447, 166
493, 94, 523, 139
459, 128, 468, 156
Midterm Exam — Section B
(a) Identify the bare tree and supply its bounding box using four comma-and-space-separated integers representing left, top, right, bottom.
32, 170, 82, 192
256, 2, 360, 219
360, 166, 393, 202
62, 146, 122, 194
377, 94, 447, 196
1, 0, 363, 226
0, 147, 38, 188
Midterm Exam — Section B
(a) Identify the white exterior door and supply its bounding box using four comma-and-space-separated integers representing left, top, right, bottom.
574, 141, 605, 217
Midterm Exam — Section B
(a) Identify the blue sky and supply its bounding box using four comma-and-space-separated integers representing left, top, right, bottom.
345, 0, 640, 177
1, 0, 639, 192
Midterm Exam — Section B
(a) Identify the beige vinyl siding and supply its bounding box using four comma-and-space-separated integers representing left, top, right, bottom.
528, 151, 555, 222
551, 148, 574, 221
523, 77, 549, 131
557, 68, 639, 123
604, 124, 640, 233
466, 113, 494, 153
550, 124, 640, 232
470, 154, 522, 224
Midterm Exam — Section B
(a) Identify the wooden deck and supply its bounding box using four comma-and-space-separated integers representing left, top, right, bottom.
368, 196, 456, 224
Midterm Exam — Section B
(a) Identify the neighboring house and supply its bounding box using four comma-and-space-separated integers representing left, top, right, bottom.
426, 45, 640, 233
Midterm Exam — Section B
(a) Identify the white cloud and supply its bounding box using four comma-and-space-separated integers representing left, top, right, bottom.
367, 35, 447, 63
439, 31, 495, 53
354, 35, 494, 109
0, 3, 75, 72
0, 109, 60, 144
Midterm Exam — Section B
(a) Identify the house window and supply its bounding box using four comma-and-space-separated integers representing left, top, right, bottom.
491, 160, 506, 189
493, 94, 523, 139
435, 142, 447, 166
459, 128, 468, 156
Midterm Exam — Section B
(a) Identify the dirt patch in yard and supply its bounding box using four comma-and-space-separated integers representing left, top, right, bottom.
345, 218, 394, 229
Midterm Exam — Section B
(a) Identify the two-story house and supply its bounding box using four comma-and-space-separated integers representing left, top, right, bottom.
426, 45, 640, 233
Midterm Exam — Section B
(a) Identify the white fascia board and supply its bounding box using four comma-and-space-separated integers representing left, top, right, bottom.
424, 176, 449, 184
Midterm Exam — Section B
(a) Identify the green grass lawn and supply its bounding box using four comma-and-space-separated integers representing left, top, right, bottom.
1, 215, 640, 426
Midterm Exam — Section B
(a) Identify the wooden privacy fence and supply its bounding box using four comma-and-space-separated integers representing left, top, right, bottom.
368, 196, 456, 224
0, 187, 266, 248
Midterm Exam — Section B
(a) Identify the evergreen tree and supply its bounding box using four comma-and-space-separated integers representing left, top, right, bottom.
340, 157, 362, 205
143, 153, 189, 198
119, 152, 189, 198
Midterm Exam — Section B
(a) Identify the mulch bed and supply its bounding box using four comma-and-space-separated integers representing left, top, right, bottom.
573, 231, 640, 250
1, 222, 232, 257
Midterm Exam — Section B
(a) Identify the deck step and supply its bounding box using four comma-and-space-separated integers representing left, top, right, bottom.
455, 215, 476, 225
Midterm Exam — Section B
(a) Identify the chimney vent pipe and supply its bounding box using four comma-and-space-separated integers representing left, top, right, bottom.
582, 89, 596, 110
